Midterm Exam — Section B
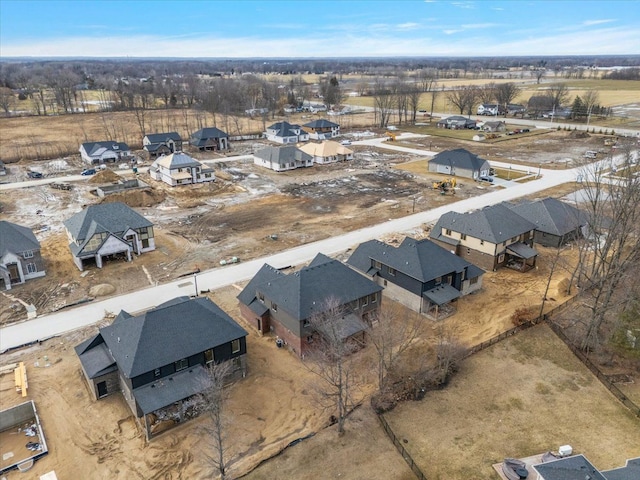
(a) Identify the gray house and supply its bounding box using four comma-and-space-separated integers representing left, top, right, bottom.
508, 197, 588, 247
0, 221, 46, 290
79, 141, 132, 164
238, 253, 382, 357
253, 145, 314, 172
428, 149, 491, 180
143, 132, 183, 157
190, 127, 229, 151
436, 116, 477, 130
63, 202, 155, 271
483, 121, 506, 133
264, 121, 310, 144
75, 296, 247, 440
430, 203, 538, 272
347, 237, 484, 319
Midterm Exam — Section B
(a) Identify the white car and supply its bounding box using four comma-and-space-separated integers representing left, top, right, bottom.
340, 140, 352, 146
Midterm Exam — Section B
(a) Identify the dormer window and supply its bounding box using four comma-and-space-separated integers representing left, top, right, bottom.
23, 251, 34, 259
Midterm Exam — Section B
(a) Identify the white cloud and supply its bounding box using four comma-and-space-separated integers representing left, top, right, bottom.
460, 23, 500, 29
583, 19, 615, 26
443, 29, 462, 35
450, 1, 475, 9
397, 22, 421, 31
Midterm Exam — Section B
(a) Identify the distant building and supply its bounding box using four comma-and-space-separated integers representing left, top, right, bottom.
264, 121, 309, 144
428, 149, 491, 180
253, 145, 314, 172
149, 152, 214, 186
190, 127, 229, 151
143, 132, 182, 157
80, 141, 132, 165
302, 119, 341, 140
0, 221, 46, 290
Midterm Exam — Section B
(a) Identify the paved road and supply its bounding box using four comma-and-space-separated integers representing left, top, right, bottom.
1, 136, 636, 352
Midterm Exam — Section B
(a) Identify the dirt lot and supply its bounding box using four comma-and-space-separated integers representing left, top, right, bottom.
384, 324, 640, 480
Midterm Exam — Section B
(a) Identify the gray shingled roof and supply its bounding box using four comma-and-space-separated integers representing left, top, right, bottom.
347, 237, 483, 283
244, 253, 382, 321
63, 202, 153, 243
508, 198, 588, 236
74, 336, 117, 378
533, 455, 607, 480
100, 296, 247, 378
267, 121, 302, 137
429, 149, 490, 172
144, 132, 182, 143
602, 457, 640, 480
0, 221, 40, 256
254, 146, 312, 165
190, 127, 228, 147
81, 141, 130, 155
237, 264, 284, 314
430, 203, 537, 244
303, 119, 339, 129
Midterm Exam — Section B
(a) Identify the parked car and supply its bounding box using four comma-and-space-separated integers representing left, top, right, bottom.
479, 175, 494, 183
340, 140, 352, 146
81, 168, 97, 176
27, 171, 43, 179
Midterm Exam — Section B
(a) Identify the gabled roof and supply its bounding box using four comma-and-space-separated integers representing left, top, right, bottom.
484, 120, 505, 128
237, 264, 284, 315
347, 237, 483, 283
303, 119, 339, 129
100, 296, 247, 378
81, 141, 130, 155
244, 253, 382, 321
430, 203, 537, 244
508, 198, 588, 236
266, 121, 302, 138
533, 455, 607, 480
153, 152, 202, 169
144, 132, 182, 143
0, 221, 40, 256
429, 149, 490, 171
602, 457, 640, 480
299, 141, 353, 158
191, 127, 228, 139
63, 202, 153, 242
254, 145, 312, 165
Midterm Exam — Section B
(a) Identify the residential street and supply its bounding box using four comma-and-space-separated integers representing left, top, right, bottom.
0, 135, 636, 352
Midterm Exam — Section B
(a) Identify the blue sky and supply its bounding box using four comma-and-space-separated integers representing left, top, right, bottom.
1, 0, 639, 57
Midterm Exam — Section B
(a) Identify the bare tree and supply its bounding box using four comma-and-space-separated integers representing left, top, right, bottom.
199, 361, 233, 480
367, 304, 424, 390
306, 297, 361, 435
476, 82, 496, 104
546, 83, 570, 110
0, 87, 13, 115
582, 89, 600, 118
372, 77, 394, 128
429, 86, 440, 124
495, 82, 521, 111
446, 85, 478, 115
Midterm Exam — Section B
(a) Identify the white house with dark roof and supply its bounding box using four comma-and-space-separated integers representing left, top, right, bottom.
253, 145, 313, 172
347, 237, 483, 319
149, 152, 214, 186
0, 221, 46, 290
63, 202, 155, 271
238, 253, 382, 357
143, 132, 182, 157
430, 203, 538, 272
302, 119, 340, 140
264, 121, 309, 144
428, 149, 491, 180
80, 141, 132, 164
299, 140, 354, 164
75, 296, 247, 440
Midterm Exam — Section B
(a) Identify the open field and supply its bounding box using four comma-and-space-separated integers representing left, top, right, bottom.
385, 324, 640, 480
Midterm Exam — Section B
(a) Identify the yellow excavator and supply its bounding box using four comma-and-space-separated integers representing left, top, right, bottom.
432, 177, 457, 194
385, 131, 397, 141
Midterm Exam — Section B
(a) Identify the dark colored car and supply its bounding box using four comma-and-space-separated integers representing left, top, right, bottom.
81, 168, 97, 176
479, 175, 494, 183
27, 171, 43, 179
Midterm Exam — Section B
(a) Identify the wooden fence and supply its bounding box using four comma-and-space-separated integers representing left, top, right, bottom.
377, 414, 427, 480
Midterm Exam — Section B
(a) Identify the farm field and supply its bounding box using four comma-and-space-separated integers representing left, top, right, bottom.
384, 324, 640, 480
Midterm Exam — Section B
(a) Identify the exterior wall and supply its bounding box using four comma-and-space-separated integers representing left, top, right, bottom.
456, 246, 498, 271
239, 303, 270, 334
534, 231, 564, 248
119, 373, 139, 416
1, 250, 46, 285
88, 371, 119, 401
461, 275, 483, 295
253, 156, 296, 172
379, 277, 423, 312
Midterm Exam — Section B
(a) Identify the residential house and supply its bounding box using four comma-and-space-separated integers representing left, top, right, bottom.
483, 121, 507, 133
80, 141, 132, 165
347, 237, 484, 319
63, 202, 155, 271
75, 296, 247, 440
237, 253, 382, 357
143, 132, 183, 157
0, 221, 46, 291
190, 127, 229, 151
264, 121, 309, 144
428, 148, 491, 180
436, 116, 477, 130
302, 119, 341, 140
507, 104, 526, 116
508, 197, 588, 248
149, 152, 214, 186
476, 104, 505, 115
253, 145, 314, 172
299, 140, 354, 164
430, 203, 538, 272
533, 455, 640, 480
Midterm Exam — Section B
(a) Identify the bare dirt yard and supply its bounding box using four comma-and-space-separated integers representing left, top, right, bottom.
384, 324, 640, 480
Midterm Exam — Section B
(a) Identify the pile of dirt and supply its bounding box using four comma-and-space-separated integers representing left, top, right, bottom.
89, 284, 116, 297
568, 130, 591, 139
89, 169, 122, 184
101, 188, 166, 207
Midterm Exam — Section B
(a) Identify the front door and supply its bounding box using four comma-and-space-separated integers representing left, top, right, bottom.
97, 381, 108, 398
8, 263, 20, 283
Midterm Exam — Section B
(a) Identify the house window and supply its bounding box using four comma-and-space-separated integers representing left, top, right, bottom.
272, 303, 278, 312
480, 240, 484, 245
373, 260, 382, 269
231, 339, 241, 354
470, 277, 479, 285
27, 263, 37, 274
258, 292, 265, 302
388, 267, 396, 276
460, 234, 467, 240
503, 241, 506, 246
498, 254, 505, 263
512, 236, 519, 242
154, 368, 161, 377
445, 229, 452, 236
362, 296, 368, 307
175, 358, 188, 371
435, 276, 442, 284
205, 349, 214, 364
23, 250, 34, 259
371, 293, 377, 303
